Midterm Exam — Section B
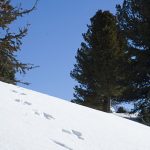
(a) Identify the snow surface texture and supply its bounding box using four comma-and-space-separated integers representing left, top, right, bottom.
0, 81, 150, 150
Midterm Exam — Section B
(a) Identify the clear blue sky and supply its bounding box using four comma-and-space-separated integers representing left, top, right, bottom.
13, 0, 123, 101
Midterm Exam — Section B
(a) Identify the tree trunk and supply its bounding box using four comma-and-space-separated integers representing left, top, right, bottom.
106, 98, 111, 113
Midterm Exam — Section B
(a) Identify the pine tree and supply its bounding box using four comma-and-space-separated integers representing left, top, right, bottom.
0, 0, 38, 84
71, 10, 126, 112
116, 0, 150, 124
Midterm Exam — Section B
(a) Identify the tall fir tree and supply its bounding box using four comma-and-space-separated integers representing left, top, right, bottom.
0, 0, 38, 84
116, 0, 150, 125
71, 10, 126, 112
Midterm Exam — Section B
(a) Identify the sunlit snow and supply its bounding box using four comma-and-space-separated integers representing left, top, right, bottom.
0, 81, 150, 150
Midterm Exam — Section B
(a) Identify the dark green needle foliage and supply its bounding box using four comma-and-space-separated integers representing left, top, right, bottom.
116, 0, 150, 125
71, 10, 126, 112
0, 0, 37, 85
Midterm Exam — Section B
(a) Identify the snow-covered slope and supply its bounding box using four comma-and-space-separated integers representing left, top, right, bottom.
0, 81, 150, 150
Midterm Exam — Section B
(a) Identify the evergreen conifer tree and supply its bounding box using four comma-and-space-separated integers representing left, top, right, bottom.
0, 0, 38, 84
116, 0, 150, 124
71, 10, 126, 112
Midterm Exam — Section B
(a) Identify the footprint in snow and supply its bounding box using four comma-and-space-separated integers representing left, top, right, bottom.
43, 112, 55, 120
11, 89, 27, 96
14, 99, 32, 106
72, 130, 84, 140
11, 90, 27, 95
51, 140, 73, 150
12, 90, 18, 93
23, 101, 32, 106
33, 110, 55, 120
34, 111, 40, 116
62, 129, 84, 140
15, 99, 21, 102
62, 129, 72, 135
20, 93, 26, 95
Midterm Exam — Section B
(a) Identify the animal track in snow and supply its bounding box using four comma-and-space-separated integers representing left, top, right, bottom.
62, 129, 84, 140
51, 140, 73, 150
14, 99, 32, 106
72, 130, 84, 140
11, 89, 27, 97
34, 110, 40, 116
20, 93, 26, 95
33, 110, 55, 120
12, 90, 18, 93
15, 99, 21, 102
23, 101, 32, 106
43, 112, 55, 120
62, 129, 72, 135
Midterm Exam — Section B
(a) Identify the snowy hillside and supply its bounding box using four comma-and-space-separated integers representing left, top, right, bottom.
0, 81, 150, 150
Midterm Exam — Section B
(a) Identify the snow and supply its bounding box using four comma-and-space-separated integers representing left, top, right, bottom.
0, 81, 150, 150
114, 112, 138, 119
